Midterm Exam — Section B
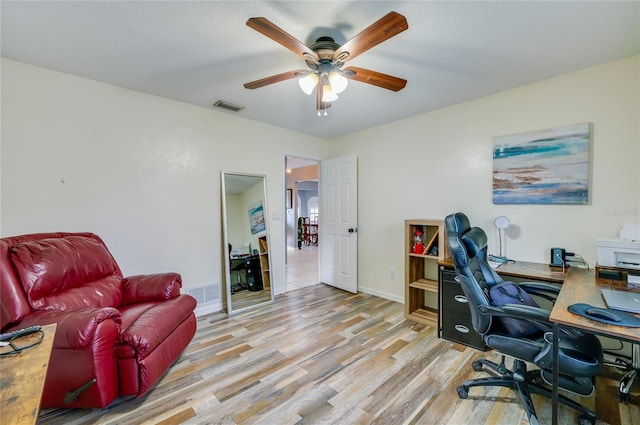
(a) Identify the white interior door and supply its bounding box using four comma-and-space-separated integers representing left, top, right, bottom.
319, 154, 358, 293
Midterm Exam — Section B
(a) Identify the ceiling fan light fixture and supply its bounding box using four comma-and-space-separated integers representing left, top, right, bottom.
298, 73, 319, 95
329, 71, 348, 94
244, 12, 409, 113
321, 84, 338, 102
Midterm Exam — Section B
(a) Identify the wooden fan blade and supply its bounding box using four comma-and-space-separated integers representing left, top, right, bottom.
333, 11, 408, 63
247, 17, 319, 63
244, 69, 307, 89
344, 66, 407, 91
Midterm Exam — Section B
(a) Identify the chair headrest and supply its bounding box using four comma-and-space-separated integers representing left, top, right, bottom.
461, 227, 488, 258
445, 212, 489, 268
445, 213, 470, 269
445, 212, 470, 237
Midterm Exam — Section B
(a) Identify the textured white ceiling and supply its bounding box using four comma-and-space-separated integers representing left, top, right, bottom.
2, 1, 638, 139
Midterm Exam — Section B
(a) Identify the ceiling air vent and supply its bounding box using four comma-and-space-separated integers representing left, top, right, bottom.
213, 100, 245, 112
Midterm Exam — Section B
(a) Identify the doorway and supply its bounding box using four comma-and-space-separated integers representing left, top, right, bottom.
285, 156, 320, 292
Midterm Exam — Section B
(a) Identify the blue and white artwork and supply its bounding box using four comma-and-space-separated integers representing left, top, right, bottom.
248, 201, 266, 234
493, 123, 590, 204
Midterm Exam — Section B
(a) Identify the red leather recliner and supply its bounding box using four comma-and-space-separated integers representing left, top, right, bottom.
0, 232, 197, 408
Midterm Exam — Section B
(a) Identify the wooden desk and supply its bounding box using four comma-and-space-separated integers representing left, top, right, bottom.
494, 260, 566, 284
0, 323, 56, 425
444, 258, 638, 423
549, 268, 640, 425
551, 268, 640, 343
440, 258, 566, 283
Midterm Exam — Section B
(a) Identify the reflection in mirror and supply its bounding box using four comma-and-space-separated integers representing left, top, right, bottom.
222, 172, 273, 315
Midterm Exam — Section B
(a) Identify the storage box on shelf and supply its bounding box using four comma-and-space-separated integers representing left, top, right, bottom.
404, 219, 449, 326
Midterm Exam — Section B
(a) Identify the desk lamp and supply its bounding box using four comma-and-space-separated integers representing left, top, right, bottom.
492, 215, 511, 263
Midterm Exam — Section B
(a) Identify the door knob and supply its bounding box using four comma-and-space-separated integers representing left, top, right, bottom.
348, 228, 358, 233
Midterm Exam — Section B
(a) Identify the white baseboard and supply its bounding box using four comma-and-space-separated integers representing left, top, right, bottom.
357, 286, 404, 304
194, 302, 223, 317
193, 288, 401, 317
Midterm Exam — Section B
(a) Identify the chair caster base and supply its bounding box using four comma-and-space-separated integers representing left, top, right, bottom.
618, 369, 636, 404
457, 385, 469, 399
618, 391, 630, 404
578, 413, 596, 425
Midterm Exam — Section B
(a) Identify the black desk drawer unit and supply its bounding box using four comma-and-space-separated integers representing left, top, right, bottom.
439, 266, 486, 351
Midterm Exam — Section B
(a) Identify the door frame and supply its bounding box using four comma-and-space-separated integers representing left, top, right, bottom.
283, 155, 321, 293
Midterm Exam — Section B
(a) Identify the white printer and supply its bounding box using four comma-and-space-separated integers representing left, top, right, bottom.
596, 223, 640, 270
230, 242, 251, 259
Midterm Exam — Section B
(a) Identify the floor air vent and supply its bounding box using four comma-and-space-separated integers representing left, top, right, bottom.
187, 284, 222, 316
187, 284, 220, 304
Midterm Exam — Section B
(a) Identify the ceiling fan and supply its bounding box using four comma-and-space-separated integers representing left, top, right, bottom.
243, 11, 408, 114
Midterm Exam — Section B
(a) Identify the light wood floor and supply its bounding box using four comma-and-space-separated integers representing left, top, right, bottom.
286, 245, 319, 292
230, 287, 271, 311
38, 284, 639, 425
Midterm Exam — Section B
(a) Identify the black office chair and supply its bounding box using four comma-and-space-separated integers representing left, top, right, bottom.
444, 212, 603, 425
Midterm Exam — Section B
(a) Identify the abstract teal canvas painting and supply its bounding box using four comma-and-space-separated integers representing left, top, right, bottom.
493, 123, 590, 204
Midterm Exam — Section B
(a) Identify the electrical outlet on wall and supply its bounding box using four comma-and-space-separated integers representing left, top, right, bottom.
550, 247, 566, 267
388, 268, 397, 279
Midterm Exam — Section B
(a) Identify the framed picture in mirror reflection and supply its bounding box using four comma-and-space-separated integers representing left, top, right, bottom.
248, 201, 265, 234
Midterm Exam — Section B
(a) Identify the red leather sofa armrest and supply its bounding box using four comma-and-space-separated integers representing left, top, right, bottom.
15, 308, 121, 349
121, 273, 182, 305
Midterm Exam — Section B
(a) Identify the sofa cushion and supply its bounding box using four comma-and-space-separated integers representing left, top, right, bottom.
116, 295, 197, 360
1, 240, 33, 328
9, 235, 123, 311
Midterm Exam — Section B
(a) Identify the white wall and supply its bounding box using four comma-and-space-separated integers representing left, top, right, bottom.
0, 58, 328, 299
329, 55, 640, 303
2, 56, 639, 308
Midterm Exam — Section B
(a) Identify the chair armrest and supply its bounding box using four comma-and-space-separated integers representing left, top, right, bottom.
519, 281, 560, 303
481, 303, 586, 340
519, 281, 559, 294
479, 303, 554, 333
122, 273, 182, 305
480, 303, 550, 319
15, 308, 121, 349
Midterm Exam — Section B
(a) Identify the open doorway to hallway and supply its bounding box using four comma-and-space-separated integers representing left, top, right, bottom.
285, 156, 320, 292
286, 244, 318, 291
